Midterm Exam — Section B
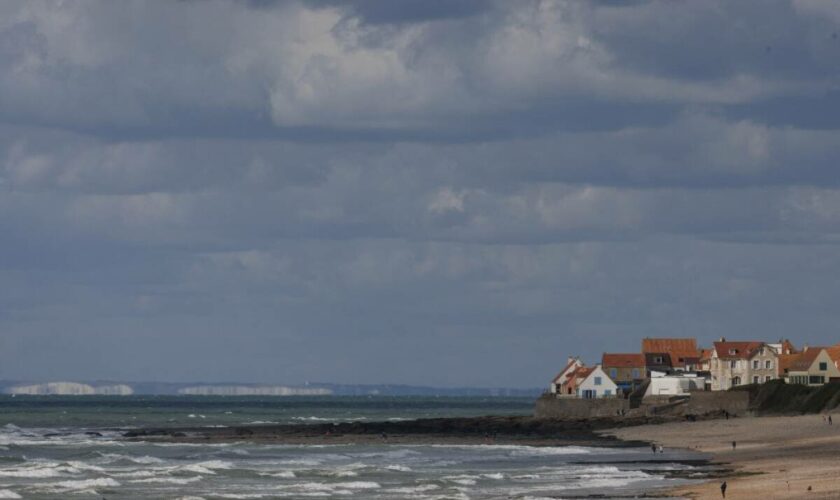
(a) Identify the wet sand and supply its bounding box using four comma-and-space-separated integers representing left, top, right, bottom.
603, 414, 840, 499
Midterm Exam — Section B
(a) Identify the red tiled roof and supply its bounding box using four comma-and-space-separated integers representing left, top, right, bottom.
601, 353, 646, 368
713, 341, 765, 360
698, 348, 713, 362
641, 338, 698, 361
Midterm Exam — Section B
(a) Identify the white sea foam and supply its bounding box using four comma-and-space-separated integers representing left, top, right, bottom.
383, 464, 412, 472
111, 470, 159, 478
0, 490, 21, 499
100, 453, 164, 464
260, 470, 296, 478
0, 464, 64, 478
46, 477, 121, 491
388, 484, 440, 494
332, 481, 380, 489
131, 475, 203, 484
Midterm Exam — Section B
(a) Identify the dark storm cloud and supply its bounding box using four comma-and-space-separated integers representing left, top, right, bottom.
1, 0, 839, 386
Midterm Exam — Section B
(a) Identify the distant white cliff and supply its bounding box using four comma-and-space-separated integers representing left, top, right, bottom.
6, 382, 134, 396
176, 385, 333, 396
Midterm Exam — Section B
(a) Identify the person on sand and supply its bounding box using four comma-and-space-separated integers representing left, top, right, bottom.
651, 443, 656, 454
658, 445, 664, 454
720, 481, 727, 498
731, 440, 736, 450
829, 415, 833, 425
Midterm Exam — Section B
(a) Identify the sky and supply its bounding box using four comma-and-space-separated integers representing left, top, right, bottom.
1, 0, 840, 387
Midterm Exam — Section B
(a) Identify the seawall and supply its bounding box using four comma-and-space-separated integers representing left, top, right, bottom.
535, 391, 751, 419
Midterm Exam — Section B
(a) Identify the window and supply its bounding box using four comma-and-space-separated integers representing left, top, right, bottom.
610, 368, 617, 379
632, 368, 640, 379
752, 360, 759, 369
594, 377, 602, 386
732, 376, 741, 386
729, 349, 739, 355
730, 360, 737, 369
753, 376, 759, 384
819, 362, 828, 371
604, 389, 612, 396
810, 375, 824, 384
765, 360, 772, 369
654, 356, 663, 364
765, 376, 772, 382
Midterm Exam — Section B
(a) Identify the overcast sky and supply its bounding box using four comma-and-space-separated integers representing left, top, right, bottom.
1, 0, 840, 387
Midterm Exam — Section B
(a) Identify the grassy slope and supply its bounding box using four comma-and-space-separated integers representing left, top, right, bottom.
731, 379, 840, 414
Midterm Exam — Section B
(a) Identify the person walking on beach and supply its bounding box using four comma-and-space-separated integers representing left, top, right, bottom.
651, 443, 656, 454
829, 415, 833, 425
720, 481, 727, 498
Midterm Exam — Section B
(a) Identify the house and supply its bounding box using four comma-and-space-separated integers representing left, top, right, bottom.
645, 371, 706, 396
642, 338, 699, 371
550, 357, 584, 395
576, 365, 619, 399
563, 366, 593, 396
710, 340, 779, 390
644, 352, 673, 375
767, 339, 797, 356
698, 348, 713, 371
601, 353, 646, 395
781, 347, 840, 386
827, 344, 840, 370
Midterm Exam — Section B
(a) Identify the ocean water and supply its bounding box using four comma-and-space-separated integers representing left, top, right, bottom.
0, 396, 703, 499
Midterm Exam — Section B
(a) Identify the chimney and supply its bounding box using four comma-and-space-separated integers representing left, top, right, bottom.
803, 344, 809, 352
719, 337, 726, 342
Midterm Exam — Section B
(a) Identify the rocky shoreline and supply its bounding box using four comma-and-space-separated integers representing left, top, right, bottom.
122, 414, 686, 447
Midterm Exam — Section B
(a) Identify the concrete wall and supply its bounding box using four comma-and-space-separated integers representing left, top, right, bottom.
534, 394, 629, 419
685, 391, 750, 415
535, 390, 751, 419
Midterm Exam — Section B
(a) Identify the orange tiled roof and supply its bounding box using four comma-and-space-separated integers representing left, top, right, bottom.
826, 344, 840, 365
551, 359, 580, 384
570, 366, 593, 379
778, 353, 799, 373
787, 347, 826, 372
641, 338, 698, 361
713, 341, 765, 360
601, 353, 646, 368
699, 348, 713, 362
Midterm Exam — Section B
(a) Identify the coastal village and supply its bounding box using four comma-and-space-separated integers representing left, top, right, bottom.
550, 337, 840, 399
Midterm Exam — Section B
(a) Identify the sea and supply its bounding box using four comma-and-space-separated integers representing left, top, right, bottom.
0, 395, 706, 499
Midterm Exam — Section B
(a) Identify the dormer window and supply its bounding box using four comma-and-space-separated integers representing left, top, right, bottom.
654, 356, 664, 364
729, 349, 738, 355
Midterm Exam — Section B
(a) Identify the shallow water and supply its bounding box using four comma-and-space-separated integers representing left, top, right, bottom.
0, 396, 703, 499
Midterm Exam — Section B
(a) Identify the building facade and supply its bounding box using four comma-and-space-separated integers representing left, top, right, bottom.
710, 341, 779, 391
601, 353, 646, 395
782, 348, 840, 386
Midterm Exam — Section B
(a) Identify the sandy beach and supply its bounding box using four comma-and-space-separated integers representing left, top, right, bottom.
604, 415, 840, 499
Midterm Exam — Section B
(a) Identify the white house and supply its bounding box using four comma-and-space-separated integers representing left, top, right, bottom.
576, 365, 618, 399
644, 371, 706, 397
550, 356, 584, 395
